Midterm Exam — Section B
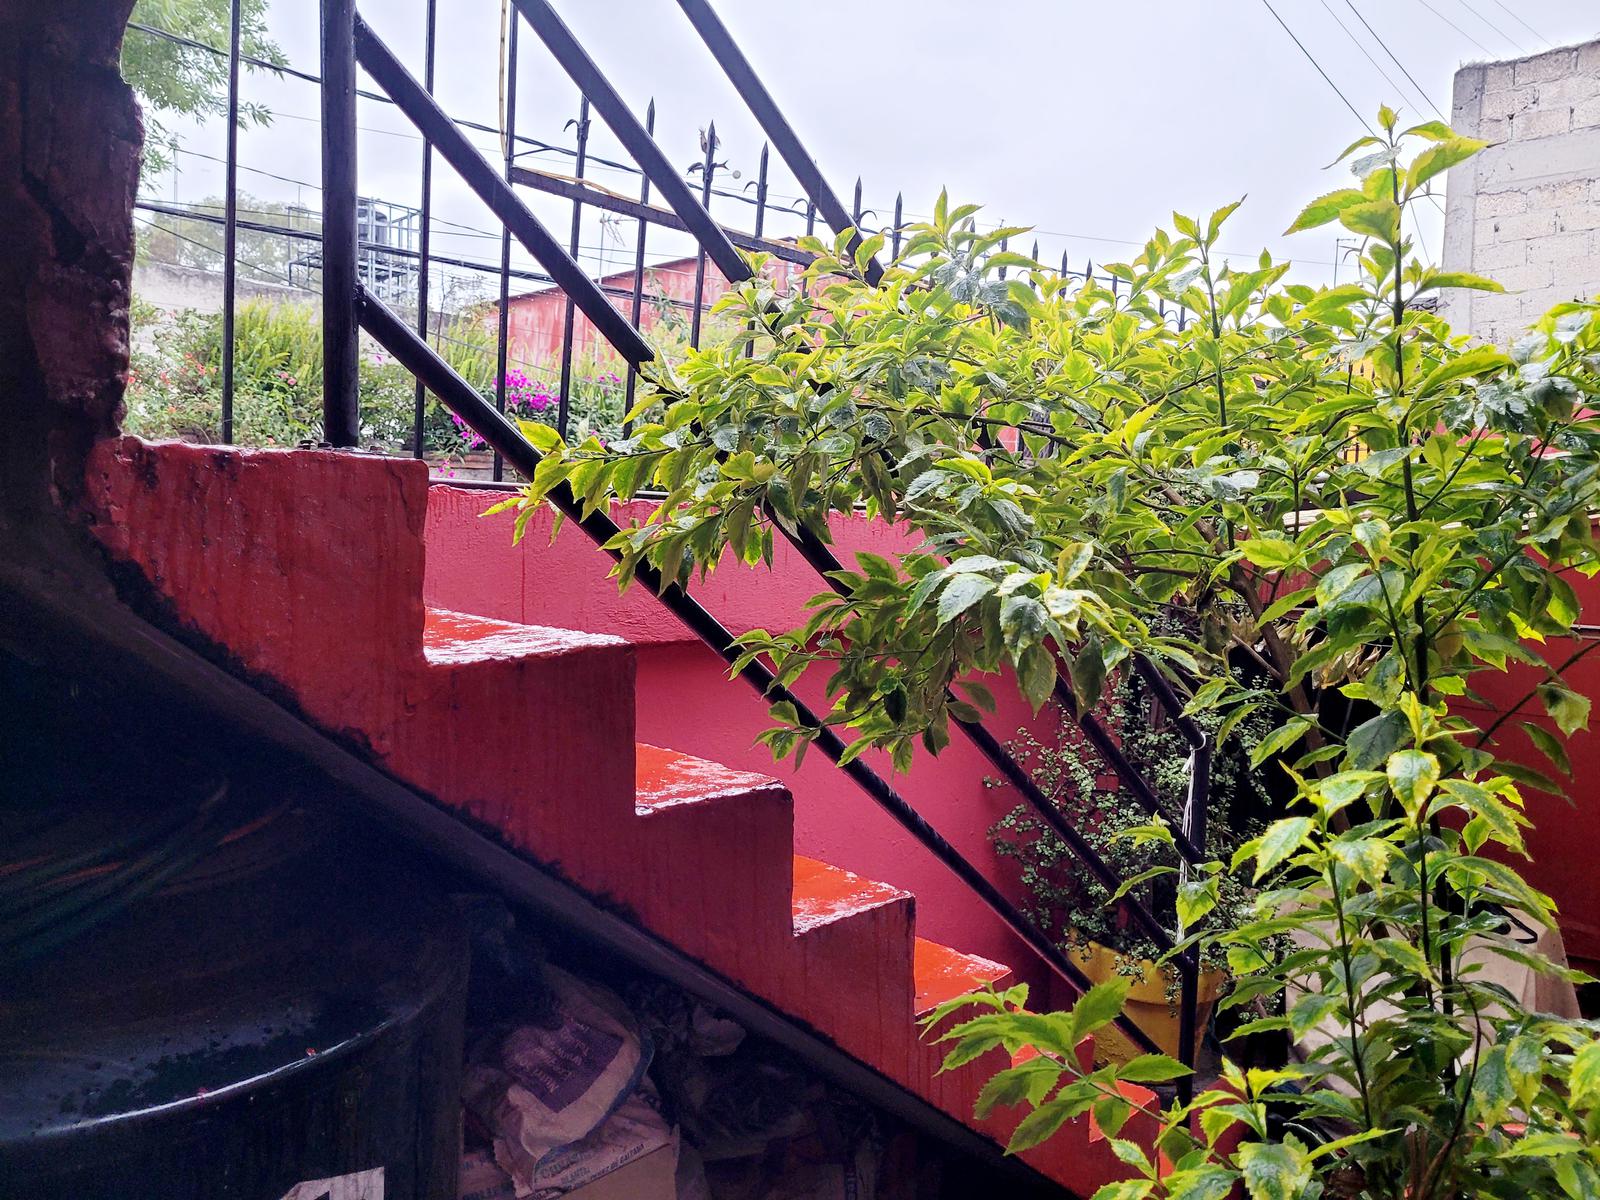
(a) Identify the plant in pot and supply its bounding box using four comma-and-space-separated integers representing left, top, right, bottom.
989, 661, 1276, 1061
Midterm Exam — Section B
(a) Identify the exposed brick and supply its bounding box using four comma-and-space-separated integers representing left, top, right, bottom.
1493, 260, 1555, 292
1512, 107, 1571, 141
1519, 285, 1580, 317
1485, 210, 1559, 241
1530, 178, 1591, 210
1537, 74, 1598, 107
1527, 231, 1591, 266
1483, 63, 1514, 92
1559, 204, 1600, 232
1471, 291, 1526, 325
1473, 238, 1528, 272
1574, 95, 1600, 131
1515, 49, 1578, 86
1475, 115, 1510, 144
1476, 188, 1528, 217
1481, 85, 1541, 120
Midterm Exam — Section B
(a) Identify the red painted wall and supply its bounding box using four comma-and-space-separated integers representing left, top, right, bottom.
495, 255, 808, 379
423, 484, 1600, 970
423, 485, 1053, 972
1461, 629, 1600, 966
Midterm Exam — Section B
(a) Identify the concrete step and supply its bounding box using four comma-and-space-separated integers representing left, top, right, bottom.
84, 437, 1142, 1196
628, 744, 794, 990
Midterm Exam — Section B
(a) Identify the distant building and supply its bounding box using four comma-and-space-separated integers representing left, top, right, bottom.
497, 253, 808, 376
1442, 37, 1600, 344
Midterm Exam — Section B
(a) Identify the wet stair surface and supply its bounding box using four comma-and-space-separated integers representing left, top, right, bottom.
82, 438, 1146, 1195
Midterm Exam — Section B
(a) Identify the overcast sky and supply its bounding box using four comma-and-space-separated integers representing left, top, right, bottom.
138, 0, 1599, 297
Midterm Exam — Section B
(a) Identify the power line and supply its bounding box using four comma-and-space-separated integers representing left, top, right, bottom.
1259, 0, 1375, 133
1414, 0, 1496, 57
1453, 0, 1530, 56
1488, 0, 1551, 49
128, 14, 1342, 276
1342, 1, 1447, 122
125, 19, 781, 217
1315, 0, 1433, 119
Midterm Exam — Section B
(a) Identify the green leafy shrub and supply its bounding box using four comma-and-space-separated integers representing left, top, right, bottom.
126, 299, 488, 453
501, 108, 1600, 1197
989, 666, 1274, 984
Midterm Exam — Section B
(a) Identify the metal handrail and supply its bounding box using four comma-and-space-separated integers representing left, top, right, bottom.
317, 0, 1215, 1078
356, 283, 1165, 1057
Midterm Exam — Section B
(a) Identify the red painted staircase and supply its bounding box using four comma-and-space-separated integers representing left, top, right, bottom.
82, 438, 1147, 1195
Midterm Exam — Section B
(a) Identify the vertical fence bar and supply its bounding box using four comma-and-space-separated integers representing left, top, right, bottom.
688, 121, 716, 350
799, 198, 816, 299
492, 16, 519, 480
556, 95, 591, 438
851, 177, 863, 228
412, 0, 437, 459
890, 193, 903, 260
744, 142, 769, 360
622, 99, 655, 437
1175, 732, 1212, 1103
996, 235, 1009, 280
320, 0, 360, 447
220, 0, 241, 445
752, 143, 770, 240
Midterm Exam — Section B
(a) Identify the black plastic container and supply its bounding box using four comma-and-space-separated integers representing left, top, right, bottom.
0, 801, 468, 1200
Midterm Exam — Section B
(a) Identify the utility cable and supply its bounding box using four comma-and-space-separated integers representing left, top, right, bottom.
1260, 0, 1375, 133
1342, 0, 1447, 121
1454, 0, 1530, 56
1316, 0, 1437, 120
1489, 0, 1551, 49
1415, 0, 1496, 57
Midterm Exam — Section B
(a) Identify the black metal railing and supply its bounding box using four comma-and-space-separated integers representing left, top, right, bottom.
128, 10, 1189, 471
170, 0, 1218, 1089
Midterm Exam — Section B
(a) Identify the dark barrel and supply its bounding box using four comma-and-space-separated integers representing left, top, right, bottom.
0, 801, 468, 1200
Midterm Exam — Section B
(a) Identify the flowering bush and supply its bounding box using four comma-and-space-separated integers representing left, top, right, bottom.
452, 368, 629, 452
126, 299, 486, 454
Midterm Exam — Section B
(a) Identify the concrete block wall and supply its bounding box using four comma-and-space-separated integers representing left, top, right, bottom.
1441, 38, 1600, 344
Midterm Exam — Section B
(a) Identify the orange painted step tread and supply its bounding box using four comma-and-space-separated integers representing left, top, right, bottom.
634, 743, 785, 813
790, 855, 911, 934
423, 607, 623, 664
914, 938, 1013, 1016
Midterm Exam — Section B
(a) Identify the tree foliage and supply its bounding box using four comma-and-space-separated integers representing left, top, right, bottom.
498, 107, 1600, 1196
121, 0, 286, 176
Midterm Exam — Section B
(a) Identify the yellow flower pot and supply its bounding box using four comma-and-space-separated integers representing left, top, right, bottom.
1069, 938, 1227, 1066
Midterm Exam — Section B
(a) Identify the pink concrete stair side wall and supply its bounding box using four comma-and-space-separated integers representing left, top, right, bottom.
81, 438, 1143, 1195
424, 485, 1058, 976
423, 484, 1600, 969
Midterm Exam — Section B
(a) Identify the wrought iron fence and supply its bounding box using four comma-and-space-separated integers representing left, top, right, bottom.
134, 0, 1219, 1094
127, 10, 1188, 473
